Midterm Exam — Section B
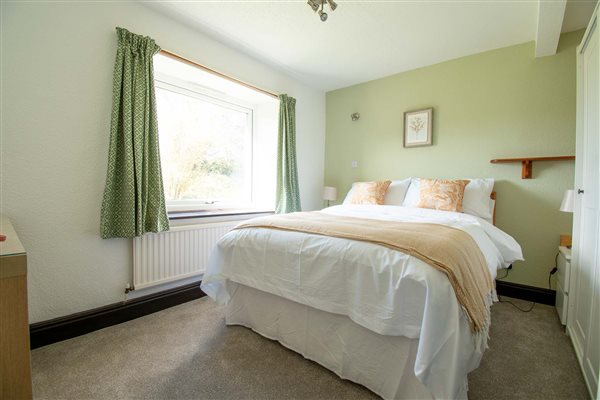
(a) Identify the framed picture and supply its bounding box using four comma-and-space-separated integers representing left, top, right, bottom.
404, 108, 433, 148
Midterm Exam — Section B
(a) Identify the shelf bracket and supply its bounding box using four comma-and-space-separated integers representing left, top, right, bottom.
521, 160, 533, 179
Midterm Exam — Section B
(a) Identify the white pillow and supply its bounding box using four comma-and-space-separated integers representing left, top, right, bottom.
342, 183, 356, 204
402, 178, 495, 221
463, 178, 495, 221
384, 178, 412, 205
401, 178, 421, 207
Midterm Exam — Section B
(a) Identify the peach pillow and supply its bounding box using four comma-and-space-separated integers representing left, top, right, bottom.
417, 179, 470, 212
350, 181, 392, 205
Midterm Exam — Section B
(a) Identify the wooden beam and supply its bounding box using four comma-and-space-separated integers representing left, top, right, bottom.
535, 0, 568, 57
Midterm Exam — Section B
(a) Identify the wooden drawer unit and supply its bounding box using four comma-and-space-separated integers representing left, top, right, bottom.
0, 215, 32, 399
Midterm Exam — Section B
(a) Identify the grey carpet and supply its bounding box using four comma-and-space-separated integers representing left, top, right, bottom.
32, 296, 589, 400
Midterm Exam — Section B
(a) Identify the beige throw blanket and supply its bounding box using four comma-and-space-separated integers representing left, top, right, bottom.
235, 211, 494, 333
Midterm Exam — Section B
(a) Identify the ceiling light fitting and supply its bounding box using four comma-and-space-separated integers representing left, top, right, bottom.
307, 0, 337, 22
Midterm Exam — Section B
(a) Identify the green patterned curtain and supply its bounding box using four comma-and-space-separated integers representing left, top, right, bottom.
275, 94, 302, 213
100, 27, 169, 238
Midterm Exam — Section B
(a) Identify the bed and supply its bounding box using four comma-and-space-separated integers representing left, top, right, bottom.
201, 182, 523, 399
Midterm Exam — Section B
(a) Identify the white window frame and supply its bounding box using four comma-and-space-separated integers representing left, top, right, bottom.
154, 77, 255, 213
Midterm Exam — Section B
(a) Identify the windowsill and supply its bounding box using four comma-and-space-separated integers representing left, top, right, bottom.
168, 208, 274, 220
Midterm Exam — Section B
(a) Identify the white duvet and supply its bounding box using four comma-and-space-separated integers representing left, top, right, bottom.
201, 205, 523, 399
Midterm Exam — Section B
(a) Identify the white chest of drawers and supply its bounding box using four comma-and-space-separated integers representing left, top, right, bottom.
555, 246, 571, 325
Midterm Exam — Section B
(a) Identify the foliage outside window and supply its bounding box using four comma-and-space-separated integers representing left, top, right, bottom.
154, 54, 277, 213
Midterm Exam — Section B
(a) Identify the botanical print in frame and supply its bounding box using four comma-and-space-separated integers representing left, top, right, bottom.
404, 108, 433, 147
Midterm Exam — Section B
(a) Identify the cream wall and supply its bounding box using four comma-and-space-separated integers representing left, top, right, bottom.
1, 2, 325, 323
325, 31, 583, 289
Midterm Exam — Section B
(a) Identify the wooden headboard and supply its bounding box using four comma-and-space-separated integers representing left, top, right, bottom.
491, 191, 497, 225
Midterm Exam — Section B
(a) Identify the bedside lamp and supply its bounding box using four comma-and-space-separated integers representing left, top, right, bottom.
560, 189, 574, 213
560, 189, 574, 248
323, 186, 337, 207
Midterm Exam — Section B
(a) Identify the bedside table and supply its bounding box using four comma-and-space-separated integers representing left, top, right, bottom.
555, 246, 571, 325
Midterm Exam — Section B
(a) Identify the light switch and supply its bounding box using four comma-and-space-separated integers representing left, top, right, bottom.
351, 161, 358, 168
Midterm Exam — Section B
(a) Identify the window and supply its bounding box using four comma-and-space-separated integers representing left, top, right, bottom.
154, 54, 278, 213
155, 83, 253, 206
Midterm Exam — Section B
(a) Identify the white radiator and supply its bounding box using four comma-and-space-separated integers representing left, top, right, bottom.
132, 221, 237, 290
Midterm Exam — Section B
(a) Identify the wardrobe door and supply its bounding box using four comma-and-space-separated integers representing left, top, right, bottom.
570, 13, 600, 397
587, 273, 599, 399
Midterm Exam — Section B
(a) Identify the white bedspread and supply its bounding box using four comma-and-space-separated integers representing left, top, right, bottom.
201, 205, 523, 399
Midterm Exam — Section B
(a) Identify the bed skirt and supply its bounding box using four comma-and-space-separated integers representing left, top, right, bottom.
225, 284, 468, 399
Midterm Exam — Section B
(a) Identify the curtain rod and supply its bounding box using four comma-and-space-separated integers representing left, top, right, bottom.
158, 49, 279, 100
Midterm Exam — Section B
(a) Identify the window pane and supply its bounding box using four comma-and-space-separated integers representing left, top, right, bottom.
156, 87, 252, 205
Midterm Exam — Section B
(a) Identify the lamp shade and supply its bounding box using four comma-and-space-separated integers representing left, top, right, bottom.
323, 186, 337, 201
560, 189, 574, 213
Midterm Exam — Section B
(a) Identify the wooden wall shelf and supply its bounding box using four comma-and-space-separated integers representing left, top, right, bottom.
490, 156, 575, 179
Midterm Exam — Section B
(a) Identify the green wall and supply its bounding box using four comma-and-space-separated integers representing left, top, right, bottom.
325, 30, 583, 289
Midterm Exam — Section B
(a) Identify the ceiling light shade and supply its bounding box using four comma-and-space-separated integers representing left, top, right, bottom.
319, 10, 328, 21
307, 0, 320, 12
560, 189, 575, 213
327, 0, 337, 11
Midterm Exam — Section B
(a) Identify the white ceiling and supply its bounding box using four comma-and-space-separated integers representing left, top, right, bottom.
146, 0, 597, 92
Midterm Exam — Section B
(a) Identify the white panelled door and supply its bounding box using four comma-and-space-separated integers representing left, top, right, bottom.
569, 9, 600, 398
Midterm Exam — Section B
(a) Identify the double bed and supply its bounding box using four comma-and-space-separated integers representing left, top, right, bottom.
201, 182, 522, 399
